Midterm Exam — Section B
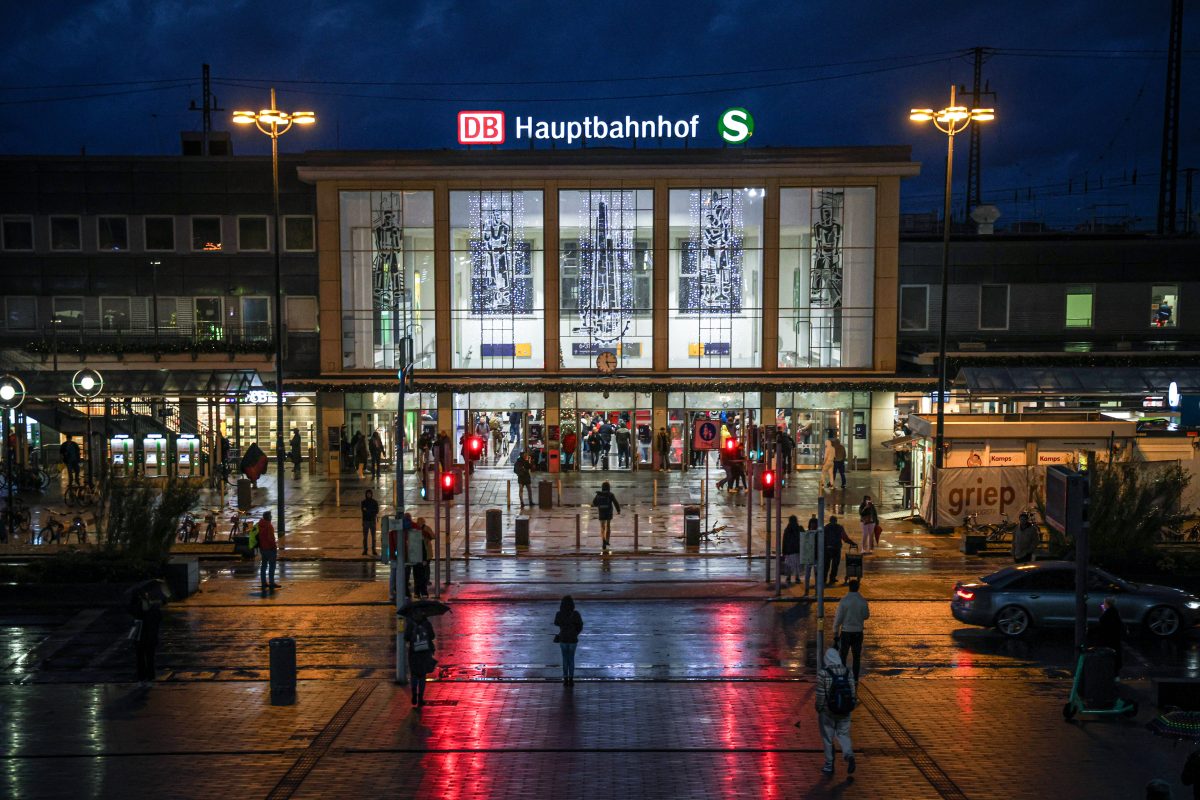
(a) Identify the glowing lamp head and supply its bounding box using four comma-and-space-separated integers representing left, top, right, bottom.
0, 385, 14, 402
232, 111, 256, 124
290, 111, 316, 125
970, 108, 995, 122
909, 108, 934, 122
80, 376, 95, 391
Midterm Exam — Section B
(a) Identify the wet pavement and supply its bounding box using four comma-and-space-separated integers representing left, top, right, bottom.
6, 468, 1200, 797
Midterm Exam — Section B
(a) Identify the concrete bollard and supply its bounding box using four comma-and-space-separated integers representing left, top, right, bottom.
575, 513, 581, 550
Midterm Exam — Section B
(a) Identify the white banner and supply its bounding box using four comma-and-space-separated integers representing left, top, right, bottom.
929, 466, 1039, 528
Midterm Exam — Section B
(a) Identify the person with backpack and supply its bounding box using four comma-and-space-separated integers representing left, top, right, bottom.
59, 434, 82, 486
257, 511, 279, 593
553, 595, 584, 686
404, 608, 436, 707
591, 481, 621, 551
514, 450, 534, 508
834, 578, 870, 682
813, 647, 857, 776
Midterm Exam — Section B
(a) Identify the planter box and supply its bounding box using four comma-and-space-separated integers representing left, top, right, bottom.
165, 555, 200, 599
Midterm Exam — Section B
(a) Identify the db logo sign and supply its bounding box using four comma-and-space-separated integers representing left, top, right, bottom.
458, 111, 505, 144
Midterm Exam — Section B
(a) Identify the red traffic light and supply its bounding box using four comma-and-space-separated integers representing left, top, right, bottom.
762, 469, 776, 498
723, 437, 739, 454
465, 434, 484, 461
440, 470, 457, 498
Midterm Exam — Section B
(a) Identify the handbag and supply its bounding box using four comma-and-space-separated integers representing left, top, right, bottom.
873, 523, 883, 544
128, 620, 143, 641
553, 633, 561, 643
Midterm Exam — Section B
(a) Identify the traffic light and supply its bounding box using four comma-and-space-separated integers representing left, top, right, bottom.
723, 437, 739, 457
761, 469, 776, 499
440, 470, 457, 500
465, 434, 484, 462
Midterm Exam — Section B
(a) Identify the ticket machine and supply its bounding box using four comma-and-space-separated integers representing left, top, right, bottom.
143, 434, 167, 478
110, 434, 134, 478
176, 434, 199, 477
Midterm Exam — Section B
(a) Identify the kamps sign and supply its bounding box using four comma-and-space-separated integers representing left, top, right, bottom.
457, 107, 755, 146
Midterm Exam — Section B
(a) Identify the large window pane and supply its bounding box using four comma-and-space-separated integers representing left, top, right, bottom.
285, 216, 315, 251
238, 216, 269, 251
97, 216, 128, 251
450, 190, 545, 369
100, 297, 131, 330
559, 189, 653, 369
979, 284, 1009, 330
50, 216, 81, 250
53, 297, 84, 326
2, 217, 33, 250
192, 216, 222, 251
899, 285, 928, 331
5, 296, 37, 329
1065, 285, 1093, 328
1152, 285, 1178, 328
778, 187, 875, 368
241, 296, 270, 340
145, 217, 175, 251
340, 191, 436, 369
668, 188, 763, 368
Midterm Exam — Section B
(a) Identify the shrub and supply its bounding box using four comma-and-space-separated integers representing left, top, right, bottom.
1086, 461, 1191, 570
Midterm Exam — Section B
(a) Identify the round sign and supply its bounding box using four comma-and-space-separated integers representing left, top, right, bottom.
698, 421, 717, 442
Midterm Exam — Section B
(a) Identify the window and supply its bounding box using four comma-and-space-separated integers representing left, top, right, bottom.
1027, 569, 1076, 592
2, 216, 33, 250
1065, 285, 1094, 328
191, 216, 223, 251
49, 216, 81, 251
97, 216, 129, 251
238, 216, 269, 251
899, 285, 929, 331
979, 284, 1009, 330
240, 296, 271, 340
284, 215, 315, 251
99, 297, 131, 330
286, 296, 318, 332
1152, 285, 1179, 328
52, 296, 84, 326
155, 297, 178, 329
5, 296, 37, 330
145, 216, 176, 251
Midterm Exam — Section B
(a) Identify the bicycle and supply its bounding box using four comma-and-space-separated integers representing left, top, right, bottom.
64, 481, 98, 508
177, 512, 200, 543
228, 509, 255, 541
0, 464, 51, 494
202, 508, 220, 543
1, 497, 32, 542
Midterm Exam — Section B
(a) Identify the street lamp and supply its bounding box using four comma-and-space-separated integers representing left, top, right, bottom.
909, 85, 994, 530
72, 369, 103, 487
233, 90, 316, 536
0, 374, 26, 540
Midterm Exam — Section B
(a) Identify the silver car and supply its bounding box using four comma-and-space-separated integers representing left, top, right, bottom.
951, 561, 1200, 638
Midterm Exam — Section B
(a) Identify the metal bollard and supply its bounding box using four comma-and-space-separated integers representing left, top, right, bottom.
335, 479, 341, 507
634, 513, 639, 551
653, 479, 658, 507
507, 480, 511, 509
575, 513, 581, 550
557, 479, 562, 507
269, 636, 297, 705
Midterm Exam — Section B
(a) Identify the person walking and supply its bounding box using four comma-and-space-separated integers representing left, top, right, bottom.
615, 423, 632, 469
369, 431, 384, 478
413, 517, 433, 597
655, 426, 671, 471
59, 434, 82, 486
821, 437, 837, 489
554, 595, 584, 686
1094, 595, 1125, 675
352, 432, 369, 479
129, 585, 163, 685
360, 489, 380, 556
858, 495, 879, 554
404, 609, 436, 707
406, 514, 431, 599
813, 648, 857, 776
514, 450, 534, 508
779, 429, 794, 483
832, 438, 847, 489
782, 515, 802, 585
1012, 512, 1039, 563
591, 481, 621, 550
586, 428, 601, 468
637, 423, 651, 466
824, 515, 855, 586
257, 510, 279, 592
289, 428, 303, 478
834, 578, 870, 681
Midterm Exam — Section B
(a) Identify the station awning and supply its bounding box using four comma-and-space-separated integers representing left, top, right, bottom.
958, 366, 1200, 397
21, 369, 264, 398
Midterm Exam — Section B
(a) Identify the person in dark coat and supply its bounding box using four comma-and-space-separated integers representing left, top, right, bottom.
591, 481, 621, 551
352, 432, 368, 479
369, 431, 384, 478
554, 595, 584, 686
129, 586, 163, 684
289, 429, 303, 478
405, 610, 436, 707
514, 450, 534, 507
824, 516, 856, 585
59, 434, 82, 486
782, 515, 803, 585
1094, 596, 1124, 674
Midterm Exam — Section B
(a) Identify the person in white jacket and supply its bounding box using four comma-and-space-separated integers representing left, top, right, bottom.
820, 437, 836, 489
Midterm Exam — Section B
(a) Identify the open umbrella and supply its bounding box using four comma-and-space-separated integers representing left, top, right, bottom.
398, 599, 451, 619
1148, 711, 1200, 742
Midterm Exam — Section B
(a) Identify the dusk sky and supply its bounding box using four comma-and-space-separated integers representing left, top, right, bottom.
1, 0, 1195, 226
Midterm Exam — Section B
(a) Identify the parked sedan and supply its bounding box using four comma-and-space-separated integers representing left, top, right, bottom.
951, 561, 1200, 638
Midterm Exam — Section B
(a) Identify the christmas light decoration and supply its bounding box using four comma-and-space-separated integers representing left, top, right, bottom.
681, 188, 744, 315
572, 190, 635, 345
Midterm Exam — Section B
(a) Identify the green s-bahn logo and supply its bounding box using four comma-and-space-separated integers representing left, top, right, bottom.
718, 107, 754, 144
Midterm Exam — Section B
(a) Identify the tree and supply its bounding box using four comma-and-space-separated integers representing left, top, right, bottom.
1085, 461, 1190, 570
100, 478, 201, 564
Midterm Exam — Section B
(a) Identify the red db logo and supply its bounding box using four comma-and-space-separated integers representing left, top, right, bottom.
458, 111, 505, 144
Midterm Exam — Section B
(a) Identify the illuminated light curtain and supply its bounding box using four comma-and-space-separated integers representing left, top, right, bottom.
469, 190, 529, 315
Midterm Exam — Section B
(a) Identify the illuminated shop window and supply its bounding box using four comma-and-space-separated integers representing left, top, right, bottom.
1065, 285, 1093, 329
1151, 285, 1178, 328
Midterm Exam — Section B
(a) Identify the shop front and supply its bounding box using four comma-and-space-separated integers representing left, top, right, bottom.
560, 391, 653, 471
453, 391, 546, 469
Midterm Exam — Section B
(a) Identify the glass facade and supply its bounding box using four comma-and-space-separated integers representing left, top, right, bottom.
668, 188, 764, 368
778, 187, 875, 368
340, 191, 436, 370
451, 190, 545, 369
558, 189, 654, 369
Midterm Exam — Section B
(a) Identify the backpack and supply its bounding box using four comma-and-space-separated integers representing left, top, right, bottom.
247, 524, 259, 551
826, 667, 855, 716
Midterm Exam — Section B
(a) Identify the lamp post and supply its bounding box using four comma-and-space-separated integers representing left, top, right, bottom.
233, 91, 316, 536
71, 369, 103, 487
909, 86, 994, 530
0, 374, 26, 541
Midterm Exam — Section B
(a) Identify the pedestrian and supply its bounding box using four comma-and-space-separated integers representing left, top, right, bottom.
615, 423, 632, 469
406, 514, 431, 598
637, 423, 651, 466
832, 437, 847, 489
780, 428, 794, 480
813, 647, 857, 776
824, 515, 856, 585
514, 450, 534, 507
369, 430, 384, 478
414, 517, 433, 597
586, 428, 601, 468
352, 431, 368, 479
591, 480, 621, 550
834, 578, 870, 681
821, 437, 836, 488
653, 426, 670, 471
340, 427, 352, 472
1012, 512, 1039, 563
1094, 595, 1125, 675
404, 609, 436, 707
858, 495, 879, 554
289, 428, 303, 478
360, 489, 380, 556
59, 434, 81, 486
599, 421, 613, 468
257, 510, 279, 592
129, 585, 163, 685
782, 515, 802, 585
554, 595, 584, 686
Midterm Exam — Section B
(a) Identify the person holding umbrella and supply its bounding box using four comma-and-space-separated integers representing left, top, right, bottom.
401, 600, 448, 707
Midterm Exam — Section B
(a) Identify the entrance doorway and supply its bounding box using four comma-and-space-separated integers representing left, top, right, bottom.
561, 392, 652, 472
